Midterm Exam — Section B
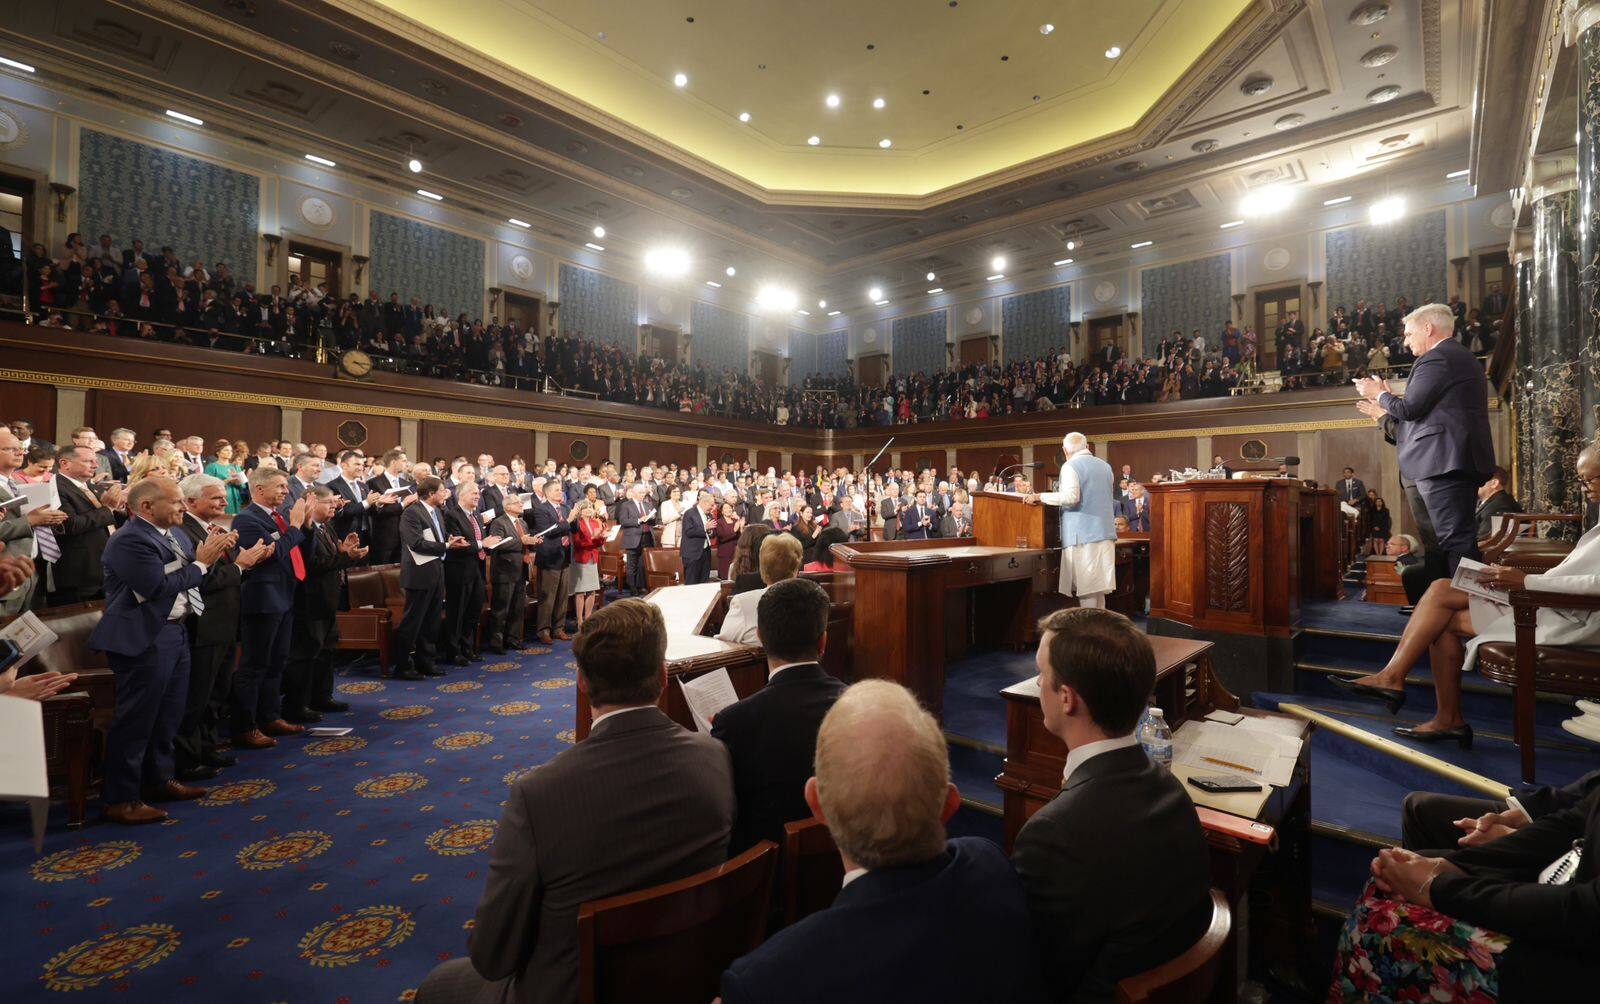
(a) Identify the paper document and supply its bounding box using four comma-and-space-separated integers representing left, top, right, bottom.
678, 668, 740, 733
0, 696, 49, 851
0, 612, 59, 671
605, 525, 621, 542
17, 482, 59, 515
493, 535, 520, 548
1451, 558, 1507, 604
422, 529, 437, 543
517, 493, 536, 508
305, 726, 353, 737
1173, 720, 1301, 788
0, 495, 24, 509
408, 549, 440, 565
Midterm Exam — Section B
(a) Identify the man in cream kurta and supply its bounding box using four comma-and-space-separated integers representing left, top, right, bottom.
1027, 433, 1117, 608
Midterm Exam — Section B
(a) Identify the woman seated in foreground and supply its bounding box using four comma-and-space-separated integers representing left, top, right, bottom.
717, 534, 804, 645
1332, 441, 1600, 748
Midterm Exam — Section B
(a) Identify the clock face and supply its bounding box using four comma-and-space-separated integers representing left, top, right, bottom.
299, 196, 334, 228
510, 255, 534, 280
342, 350, 373, 377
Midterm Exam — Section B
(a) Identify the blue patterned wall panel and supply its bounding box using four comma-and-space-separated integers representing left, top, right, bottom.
558, 263, 638, 349
1324, 209, 1447, 314
691, 300, 751, 375
819, 329, 849, 377
368, 211, 484, 320
787, 328, 850, 381
891, 310, 948, 376
77, 129, 260, 279
1139, 254, 1233, 355
1001, 285, 1072, 362
786, 328, 816, 382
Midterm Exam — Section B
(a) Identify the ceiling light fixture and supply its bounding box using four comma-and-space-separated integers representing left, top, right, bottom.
705, 280, 722, 288
304, 154, 336, 167
416, 189, 443, 201
585, 242, 606, 252
985, 274, 1004, 282
1219, 219, 1244, 229
1065, 238, 1078, 251
1104, 45, 1122, 59
757, 286, 800, 311
990, 255, 1006, 271
818, 299, 827, 308
827, 310, 841, 316
807, 135, 821, 146
1239, 184, 1293, 216
928, 286, 944, 294
1368, 195, 1407, 225
825, 93, 841, 108
644, 247, 691, 275
673, 72, 689, 87
165, 109, 204, 126
1446, 169, 1469, 179
874, 298, 890, 306
873, 97, 886, 109
508, 218, 531, 228
925, 271, 937, 281
1323, 195, 1353, 206
868, 286, 883, 301
1053, 258, 1074, 266
592, 224, 606, 239
407, 157, 423, 173
0, 56, 37, 73
725, 266, 737, 277
1130, 240, 1153, 249
796, 309, 811, 316
738, 111, 751, 122
878, 138, 892, 148
1040, 23, 1055, 35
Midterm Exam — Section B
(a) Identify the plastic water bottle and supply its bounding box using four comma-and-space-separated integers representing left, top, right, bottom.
1141, 708, 1174, 770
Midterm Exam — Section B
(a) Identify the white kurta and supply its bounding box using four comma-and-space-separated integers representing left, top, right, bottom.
1464, 522, 1600, 671
1039, 463, 1115, 598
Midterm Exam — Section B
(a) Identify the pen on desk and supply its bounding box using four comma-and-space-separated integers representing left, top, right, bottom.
1199, 755, 1262, 775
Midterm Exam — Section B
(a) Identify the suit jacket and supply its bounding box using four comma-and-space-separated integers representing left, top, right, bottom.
294, 523, 351, 623
399, 501, 450, 589
50, 477, 117, 594
176, 512, 243, 646
365, 471, 411, 556
1474, 489, 1518, 540
98, 447, 131, 482
526, 499, 576, 570
940, 512, 971, 538
679, 504, 711, 562
327, 475, 371, 543
900, 503, 936, 540
617, 496, 656, 550
286, 476, 318, 507
1378, 338, 1495, 484
1434, 787, 1600, 1000
442, 505, 488, 581
232, 503, 305, 615
1114, 497, 1151, 533
480, 484, 507, 521
88, 517, 204, 657
720, 837, 1048, 1004
1337, 477, 1368, 505
467, 706, 734, 1004
878, 497, 901, 539
486, 513, 526, 583
710, 662, 845, 853
1012, 744, 1214, 1003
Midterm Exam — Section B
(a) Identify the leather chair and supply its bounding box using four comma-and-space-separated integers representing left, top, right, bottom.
1113, 888, 1231, 1004
377, 564, 405, 626
1482, 513, 1581, 573
18, 603, 115, 829
598, 538, 624, 595
643, 548, 684, 591
781, 816, 844, 926
577, 840, 778, 1004
334, 564, 394, 676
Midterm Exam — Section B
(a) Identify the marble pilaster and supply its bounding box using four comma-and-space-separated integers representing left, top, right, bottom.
1526, 191, 1584, 534
1512, 255, 1534, 501
1580, 12, 1600, 446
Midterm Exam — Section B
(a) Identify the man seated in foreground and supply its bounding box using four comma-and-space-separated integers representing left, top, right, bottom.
719, 679, 1047, 1003
418, 599, 735, 1004
1012, 607, 1214, 1002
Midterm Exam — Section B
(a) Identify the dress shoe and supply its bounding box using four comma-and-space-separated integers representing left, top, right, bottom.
1327, 675, 1408, 715
1393, 723, 1473, 750
1562, 713, 1600, 743
261, 719, 306, 737
554, 630, 574, 641
232, 729, 278, 750
420, 664, 447, 678
537, 630, 553, 645
310, 699, 350, 714
283, 708, 323, 725
103, 801, 168, 825
177, 765, 222, 783
394, 666, 424, 680
452, 655, 470, 667
142, 779, 208, 802
485, 645, 506, 656
201, 752, 237, 769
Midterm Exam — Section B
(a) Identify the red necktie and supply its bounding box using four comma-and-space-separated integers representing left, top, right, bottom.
471, 513, 485, 559
271, 510, 307, 581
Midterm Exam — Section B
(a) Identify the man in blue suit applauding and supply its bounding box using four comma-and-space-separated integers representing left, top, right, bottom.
91, 477, 234, 825
1356, 303, 1494, 574
229, 465, 310, 749
720, 679, 1047, 1004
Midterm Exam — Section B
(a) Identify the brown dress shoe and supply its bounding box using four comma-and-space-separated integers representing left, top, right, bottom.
537, 630, 553, 644
233, 729, 278, 750
142, 779, 207, 803
554, 630, 574, 641
103, 801, 168, 825
261, 719, 306, 737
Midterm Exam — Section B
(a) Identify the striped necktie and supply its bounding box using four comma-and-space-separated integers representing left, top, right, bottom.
164, 530, 205, 616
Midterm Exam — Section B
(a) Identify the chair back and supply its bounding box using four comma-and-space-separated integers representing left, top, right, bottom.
577, 840, 778, 1004
347, 565, 388, 608
644, 548, 685, 590
377, 564, 403, 601
1113, 889, 1231, 1004
821, 603, 853, 683
32, 603, 110, 676
781, 817, 844, 926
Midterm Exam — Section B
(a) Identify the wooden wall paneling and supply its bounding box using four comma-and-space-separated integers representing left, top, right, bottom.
792, 453, 830, 474
301, 410, 403, 456
1211, 431, 1298, 467
956, 445, 1021, 480
88, 390, 279, 445
756, 450, 781, 473
623, 439, 697, 471
418, 421, 534, 468
1315, 427, 1384, 496
0, 379, 58, 441
1105, 438, 1198, 483
546, 431, 602, 467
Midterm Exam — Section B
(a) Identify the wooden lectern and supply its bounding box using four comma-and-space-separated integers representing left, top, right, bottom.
970, 491, 1060, 549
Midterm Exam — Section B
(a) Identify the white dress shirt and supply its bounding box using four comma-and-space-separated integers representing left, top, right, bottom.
1061, 733, 1141, 785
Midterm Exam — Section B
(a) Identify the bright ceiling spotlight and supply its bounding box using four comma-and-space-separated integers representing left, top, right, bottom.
807, 135, 821, 146
818, 299, 827, 308
165, 109, 204, 126
1104, 45, 1122, 59
990, 255, 1006, 272
407, 157, 423, 173
1368, 195, 1407, 225
1040, 24, 1055, 35
592, 224, 606, 239
738, 111, 751, 122
756, 285, 799, 311
1239, 184, 1293, 216
825, 93, 841, 108
867, 285, 883, 301
725, 265, 737, 277
925, 271, 936, 281
304, 154, 336, 167
1065, 238, 1078, 251
673, 72, 689, 87
873, 97, 886, 109
644, 246, 691, 276
879, 138, 892, 148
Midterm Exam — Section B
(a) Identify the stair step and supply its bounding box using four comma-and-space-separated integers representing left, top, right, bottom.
1293, 663, 1579, 725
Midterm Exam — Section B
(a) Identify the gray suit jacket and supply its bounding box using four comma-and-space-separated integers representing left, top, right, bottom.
468, 705, 735, 1004
0, 477, 38, 614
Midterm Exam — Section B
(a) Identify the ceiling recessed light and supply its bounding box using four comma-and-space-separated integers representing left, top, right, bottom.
705, 280, 722, 288
508, 218, 531, 228
1104, 45, 1122, 59
928, 286, 944, 294
878, 138, 892, 148
1040, 23, 1055, 35
416, 189, 443, 201
868, 286, 883, 300
585, 242, 606, 252
1240, 184, 1293, 216
644, 247, 690, 275
990, 255, 1006, 271
407, 157, 423, 173
825, 93, 841, 108
818, 299, 827, 308
304, 153, 336, 167
1368, 195, 1407, 225
1130, 240, 1153, 249
1053, 258, 1074, 266
0, 56, 37, 73
1446, 168, 1469, 179
1065, 239, 1078, 251
725, 266, 737, 277
673, 72, 689, 87
1219, 220, 1245, 229
592, 224, 606, 238
1323, 195, 1353, 206
873, 97, 886, 109
926, 271, 937, 281
807, 135, 821, 146
985, 274, 1004, 281
738, 111, 751, 122
165, 109, 204, 126
827, 310, 841, 316
874, 298, 890, 306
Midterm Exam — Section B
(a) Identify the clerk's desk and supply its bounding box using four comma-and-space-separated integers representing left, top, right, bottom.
995, 635, 1315, 993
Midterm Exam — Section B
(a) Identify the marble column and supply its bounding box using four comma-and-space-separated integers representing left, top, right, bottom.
1526, 190, 1584, 533
1579, 6, 1600, 445
1511, 254, 1534, 501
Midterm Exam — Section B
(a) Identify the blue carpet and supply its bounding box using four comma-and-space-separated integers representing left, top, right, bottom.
943, 652, 1034, 748
1, 645, 580, 1000
1298, 598, 1404, 638
947, 742, 1005, 813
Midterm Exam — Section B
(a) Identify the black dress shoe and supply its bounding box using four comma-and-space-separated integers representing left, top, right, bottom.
485, 645, 506, 656
452, 655, 470, 667
1328, 675, 1408, 715
421, 665, 447, 678
310, 700, 350, 713
395, 667, 425, 681
1393, 723, 1474, 750
467, 652, 484, 662
283, 708, 324, 725
177, 765, 222, 782
201, 753, 237, 769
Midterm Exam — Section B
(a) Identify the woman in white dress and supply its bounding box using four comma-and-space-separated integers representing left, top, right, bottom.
1332, 442, 1600, 748
658, 485, 684, 548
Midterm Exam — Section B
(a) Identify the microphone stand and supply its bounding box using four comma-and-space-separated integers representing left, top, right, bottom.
862, 436, 894, 542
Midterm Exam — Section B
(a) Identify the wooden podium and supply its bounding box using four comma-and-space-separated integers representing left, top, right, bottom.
971, 490, 1059, 549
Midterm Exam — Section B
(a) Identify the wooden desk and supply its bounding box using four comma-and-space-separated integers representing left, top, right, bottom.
995, 636, 1315, 994
1300, 487, 1343, 601
1363, 554, 1408, 605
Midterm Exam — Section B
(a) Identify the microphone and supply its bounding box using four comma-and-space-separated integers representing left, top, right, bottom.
1277, 456, 1301, 466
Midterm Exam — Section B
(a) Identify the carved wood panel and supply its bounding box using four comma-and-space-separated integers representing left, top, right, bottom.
1204, 501, 1251, 612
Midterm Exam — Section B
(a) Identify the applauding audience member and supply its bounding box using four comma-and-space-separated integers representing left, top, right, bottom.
229, 466, 309, 749
284, 485, 366, 722
394, 476, 454, 680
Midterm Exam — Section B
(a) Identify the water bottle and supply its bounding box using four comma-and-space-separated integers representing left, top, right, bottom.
1135, 706, 1153, 754
1143, 708, 1174, 770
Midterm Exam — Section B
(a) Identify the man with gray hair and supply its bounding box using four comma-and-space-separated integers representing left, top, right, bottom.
1026, 431, 1117, 608
718, 679, 1046, 1002
1356, 303, 1494, 575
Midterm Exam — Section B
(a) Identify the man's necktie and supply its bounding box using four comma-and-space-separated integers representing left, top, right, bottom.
271, 510, 307, 581
470, 512, 485, 559
164, 531, 205, 616
18, 478, 62, 562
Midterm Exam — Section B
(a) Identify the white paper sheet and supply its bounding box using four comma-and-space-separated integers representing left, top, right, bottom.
678, 668, 740, 733
1451, 558, 1507, 604
1174, 720, 1300, 788
604, 525, 620, 542
0, 611, 59, 670
407, 549, 440, 565
0, 696, 49, 851
16, 481, 59, 515
480, 509, 495, 521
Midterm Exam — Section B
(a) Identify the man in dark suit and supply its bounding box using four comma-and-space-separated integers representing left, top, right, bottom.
1357, 303, 1495, 574
940, 500, 971, 539
418, 599, 735, 1004
479, 465, 511, 523
230, 467, 310, 749
99, 427, 136, 482
1115, 482, 1151, 533
328, 448, 394, 547
1401, 766, 1600, 852
441, 482, 499, 666
285, 453, 322, 508
1473, 466, 1517, 541
617, 482, 656, 595
1337, 467, 1368, 505
484, 493, 536, 654
394, 476, 459, 680
711, 578, 846, 853
1012, 607, 1214, 1001
174, 474, 270, 781
89, 477, 232, 824
527, 478, 577, 644
719, 678, 1048, 1004
47, 445, 124, 604
365, 448, 414, 565
284, 486, 365, 722
679, 490, 715, 585
900, 490, 937, 540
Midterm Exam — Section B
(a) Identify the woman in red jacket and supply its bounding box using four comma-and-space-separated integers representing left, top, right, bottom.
712, 501, 745, 580
570, 495, 607, 629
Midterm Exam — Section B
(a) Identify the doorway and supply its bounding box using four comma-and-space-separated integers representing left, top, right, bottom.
0, 173, 32, 304
1476, 250, 1510, 330
1086, 315, 1123, 362
856, 352, 888, 386
958, 334, 991, 367
287, 242, 342, 299
1255, 284, 1302, 369
752, 350, 781, 388
640, 323, 680, 363
503, 291, 541, 339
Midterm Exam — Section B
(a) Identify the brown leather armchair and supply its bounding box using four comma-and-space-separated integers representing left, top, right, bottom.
1482, 513, 1582, 573
335, 564, 394, 675
644, 548, 685, 590
23, 603, 115, 828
